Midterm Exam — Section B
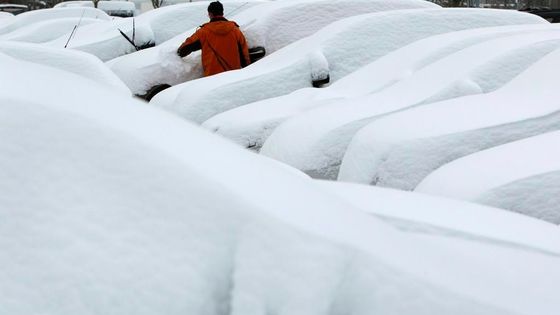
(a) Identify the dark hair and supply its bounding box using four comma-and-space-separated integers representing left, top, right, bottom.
207, 1, 224, 16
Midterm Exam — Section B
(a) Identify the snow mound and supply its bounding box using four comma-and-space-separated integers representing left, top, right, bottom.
153, 7, 545, 124
0, 7, 110, 35
0, 41, 130, 94
337, 46, 560, 191
4, 51, 560, 314
416, 131, 560, 224
0, 17, 101, 43
232, 0, 439, 55
203, 23, 554, 151
0, 11, 14, 18
317, 181, 560, 255
262, 26, 560, 179
46, 16, 155, 61
112, 0, 437, 95
53, 1, 94, 8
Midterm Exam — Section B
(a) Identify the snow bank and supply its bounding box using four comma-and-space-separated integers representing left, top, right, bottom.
0, 11, 14, 18
98, 1, 136, 12
3, 52, 560, 315
154, 7, 545, 124
416, 131, 560, 224
203, 23, 554, 151
0, 17, 101, 43
53, 1, 94, 8
233, 0, 439, 56
337, 46, 560, 190
46, 16, 155, 61
0, 7, 110, 35
0, 41, 130, 94
316, 181, 560, 255
262, 27, 560, 179
113, 0, 437, 95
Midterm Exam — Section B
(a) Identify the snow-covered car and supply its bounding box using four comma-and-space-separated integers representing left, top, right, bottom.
260, 25, 560, 179
55, 1, 136, 17
46, 1, 264, 62
0, 17, 103, 43
152, 7, 546, 124
0, 4, 28, 16
0, 7, 110, 35
335, 46, 560, 191
110, 0, 438, 96
0, 11, 14, 18
416, 131, 560, 224
203, 23, 555, 152
0, 41, 130, 94
3, 51, 560, 315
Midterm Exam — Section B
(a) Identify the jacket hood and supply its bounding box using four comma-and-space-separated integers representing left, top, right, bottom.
207, 18, 237, 36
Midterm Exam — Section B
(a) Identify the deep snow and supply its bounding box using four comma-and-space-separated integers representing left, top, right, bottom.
3, 51, 560, 314
416, 131, 560, 224
337, 46, 560, 190
205, 23, 555, 152
261, 27, 560, 179
0, 17, 102, 43
0, 41, 130, 94
0, 7, 110, 35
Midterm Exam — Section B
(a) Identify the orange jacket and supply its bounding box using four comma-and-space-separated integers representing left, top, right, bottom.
177, 17, 250, 77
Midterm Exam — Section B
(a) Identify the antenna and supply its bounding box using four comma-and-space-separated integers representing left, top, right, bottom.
64, 9, 86, 48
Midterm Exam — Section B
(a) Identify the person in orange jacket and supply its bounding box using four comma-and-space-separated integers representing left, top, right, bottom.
177, 1, 251, 77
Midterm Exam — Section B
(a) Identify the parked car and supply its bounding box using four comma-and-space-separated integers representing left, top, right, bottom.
0, 3, 28, 15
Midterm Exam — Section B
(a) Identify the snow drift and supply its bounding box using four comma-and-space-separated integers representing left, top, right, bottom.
0, 7, 110, 35
0, 41, 130, 94
0, 17, 102, 43
337, 46, 560, 191
261, 26, 560, 179
2, 52, 560, 314
416, 131, 560, 224
204, 23, 554, 152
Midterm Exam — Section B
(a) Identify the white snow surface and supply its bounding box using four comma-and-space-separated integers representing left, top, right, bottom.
0, 7, 110, 35
153, 7, 545, 124
0, 17, 101, 43
0, 12, 14, 18
204, 23, 554, 151
53, 1, 95, 8
416, 131, 560, 224
46, 16, 155, 61
98, 1, 136, 12
3, 52, 560, 315
337, 46, 560, 190
112, 0, 438, 95
261, 26, 560, 179
316, 181, 560, 255
0, 41, 130, 94
55, 1, 136, 12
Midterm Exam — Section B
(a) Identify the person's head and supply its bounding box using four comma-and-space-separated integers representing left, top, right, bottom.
207, 1, 224, 18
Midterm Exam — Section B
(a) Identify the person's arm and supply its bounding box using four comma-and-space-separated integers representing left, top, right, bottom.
177, 29, 203, 57
236, 29, 251, 67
